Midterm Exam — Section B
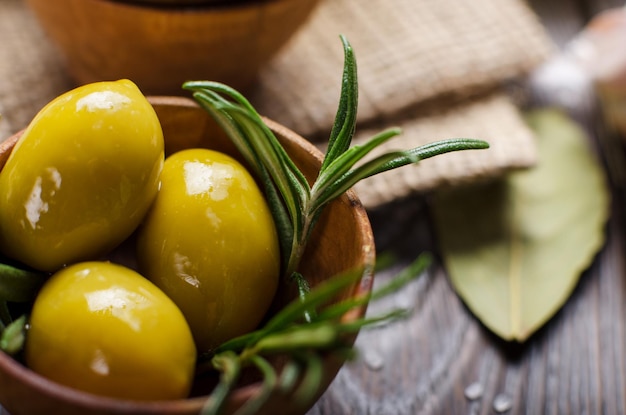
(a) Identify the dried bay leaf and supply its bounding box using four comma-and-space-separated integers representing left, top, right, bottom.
430, 108, 610, 342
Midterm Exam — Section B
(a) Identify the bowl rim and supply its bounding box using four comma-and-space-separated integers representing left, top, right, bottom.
69, 0, 316, 13
0, 97, 376, 414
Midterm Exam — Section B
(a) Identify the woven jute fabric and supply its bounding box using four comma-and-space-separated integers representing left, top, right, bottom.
250, 0, 554, 139
0, 0, 72, 140
246, 0, 554, 206
350, 92, 538, 207
0, 0, 554, 208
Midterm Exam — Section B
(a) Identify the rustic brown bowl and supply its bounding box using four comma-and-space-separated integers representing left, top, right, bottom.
0, 96, 375, 415
24, 0, 321, 95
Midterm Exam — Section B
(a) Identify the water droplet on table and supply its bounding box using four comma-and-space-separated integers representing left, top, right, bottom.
464, 382, 483, 400
363, 349, 384, 371
493, 393, 513, 413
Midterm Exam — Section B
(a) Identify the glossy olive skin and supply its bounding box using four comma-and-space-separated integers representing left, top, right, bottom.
0, 80, 164, 272
25, 261, 196, 401
137, 148, 280, 353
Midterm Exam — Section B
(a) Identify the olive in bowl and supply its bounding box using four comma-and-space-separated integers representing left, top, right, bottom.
0, 95, 375, 415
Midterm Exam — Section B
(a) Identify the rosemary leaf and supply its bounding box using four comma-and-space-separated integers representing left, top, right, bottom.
336, 308, 411, 334
291, 352, 324, 409
0, 315, 26, 355
321, 34, 358, 172
261, 266, 366, 333
293, 272, 316, 323
201, 351, 241, 415
0, 302, 10, 330
309, 150, 419, 213
191, 88, 306, 210
225, 109, 309, 267
234, 356, 277, 415
191, 90, 260, 174
373, 138, 490, 174
0, 262, 47, 303
228, 109, 309, 207
315, 253, 431, 322
212, 331, 260, 356
254, 324, 338, 353
185, 81, 309, 196
278, 359, 302, 393
214, 266, 364, 355
262, 179, 295, 273
410, 137, 490, 160
312, 127, 402, 198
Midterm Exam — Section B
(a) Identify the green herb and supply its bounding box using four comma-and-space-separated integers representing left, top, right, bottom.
0, 315, 27, 355
0, 257, 45, 348
432, 108, 610, 342
200, 253, 432, 415
184, 35, 488, 414
183, 35, 488, 293
0, 261, 47, 305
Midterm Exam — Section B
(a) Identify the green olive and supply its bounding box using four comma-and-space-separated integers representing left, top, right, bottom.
25, 261, 196, 400
0, 80, 164, 272
136, 148, 280, 353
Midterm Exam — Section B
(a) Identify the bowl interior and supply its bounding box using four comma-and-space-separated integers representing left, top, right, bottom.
0, 96, 375, 415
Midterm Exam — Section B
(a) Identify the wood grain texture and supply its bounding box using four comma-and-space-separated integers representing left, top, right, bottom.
307, 0, 626, 414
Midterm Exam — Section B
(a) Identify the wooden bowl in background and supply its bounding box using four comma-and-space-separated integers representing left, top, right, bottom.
23, 0, 321, 95
0, 96, 375, 415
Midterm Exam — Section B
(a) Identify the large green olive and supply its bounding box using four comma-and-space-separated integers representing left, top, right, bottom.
0, 80, 164, 272
25, 261, 196, 400
136, 148, 280, 353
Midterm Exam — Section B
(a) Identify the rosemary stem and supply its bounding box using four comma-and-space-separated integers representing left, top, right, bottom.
285, 212, 314, 282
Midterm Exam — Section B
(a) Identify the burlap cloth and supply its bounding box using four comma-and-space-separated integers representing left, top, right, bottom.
0, 0, 554, 208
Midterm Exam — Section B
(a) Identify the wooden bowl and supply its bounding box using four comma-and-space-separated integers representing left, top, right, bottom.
0, 96, 375, 415
122, 1, 247, 5
23, 0, 321, 95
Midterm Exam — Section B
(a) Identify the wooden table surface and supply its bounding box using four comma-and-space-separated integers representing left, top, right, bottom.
307, 1, 626, 414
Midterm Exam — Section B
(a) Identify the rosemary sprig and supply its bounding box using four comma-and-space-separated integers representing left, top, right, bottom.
183, 35, 488, 413
183, 35, 489, 294
200, 253, 432, 415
